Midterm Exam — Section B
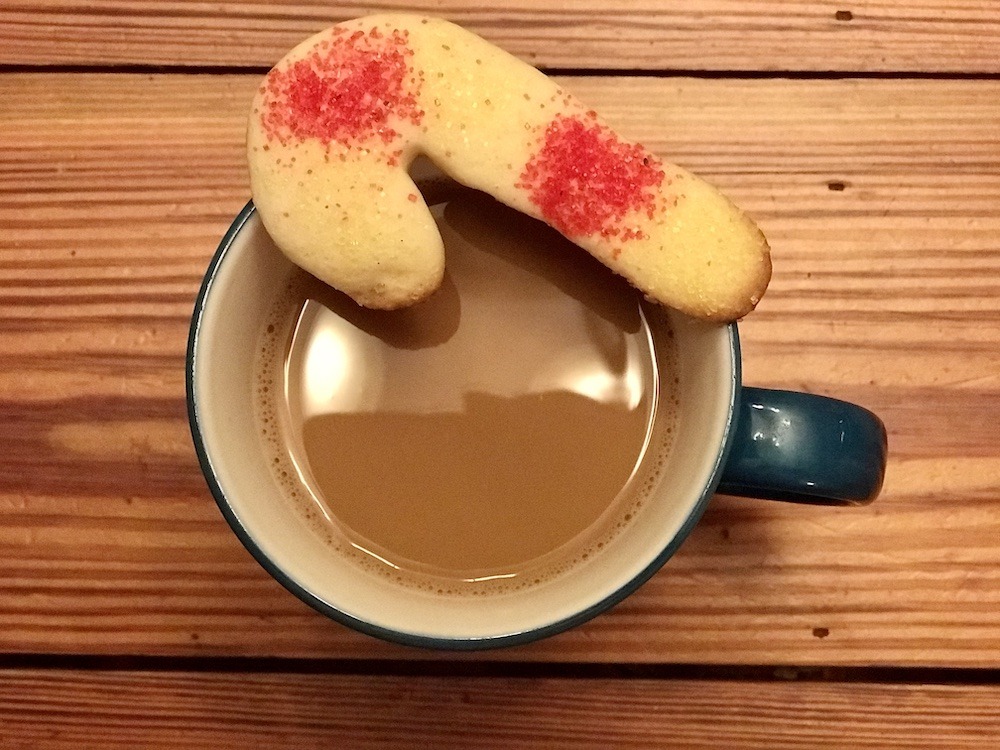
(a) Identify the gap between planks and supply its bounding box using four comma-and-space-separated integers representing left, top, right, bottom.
4, 64, 1000, 81
4, 654, 1000, 685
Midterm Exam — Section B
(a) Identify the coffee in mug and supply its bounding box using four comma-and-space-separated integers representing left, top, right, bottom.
253, 187, 680, 595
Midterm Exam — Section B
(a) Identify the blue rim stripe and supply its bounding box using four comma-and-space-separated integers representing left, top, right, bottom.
186, 202, 742, 650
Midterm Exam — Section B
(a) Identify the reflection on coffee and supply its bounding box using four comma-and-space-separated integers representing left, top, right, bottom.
255, 188, 678, 594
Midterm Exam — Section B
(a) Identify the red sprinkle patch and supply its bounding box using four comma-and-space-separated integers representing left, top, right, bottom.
518, 114, 664, 241
260, 27, 423, 149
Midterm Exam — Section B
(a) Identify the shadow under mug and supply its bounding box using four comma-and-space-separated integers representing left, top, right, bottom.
187, 202, 888, 650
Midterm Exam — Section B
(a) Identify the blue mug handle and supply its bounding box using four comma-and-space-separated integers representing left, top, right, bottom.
717, 387, 888, 506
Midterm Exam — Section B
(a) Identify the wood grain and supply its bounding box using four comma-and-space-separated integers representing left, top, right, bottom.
1, 73, 998, 663
1, 671, 999, 748
3, 1, 1000, 73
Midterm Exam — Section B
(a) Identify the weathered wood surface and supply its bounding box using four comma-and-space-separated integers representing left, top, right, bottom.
1, 73, 998, 663
2, 1, 1000, 73
2, 671, 999, 748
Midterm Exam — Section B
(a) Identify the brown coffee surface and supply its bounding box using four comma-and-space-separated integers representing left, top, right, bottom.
257, 188, 677, 589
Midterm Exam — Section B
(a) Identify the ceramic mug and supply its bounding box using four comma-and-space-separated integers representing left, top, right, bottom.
187, 202, 887, 650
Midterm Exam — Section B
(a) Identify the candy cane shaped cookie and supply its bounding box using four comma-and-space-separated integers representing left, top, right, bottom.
248, 14, 771, 320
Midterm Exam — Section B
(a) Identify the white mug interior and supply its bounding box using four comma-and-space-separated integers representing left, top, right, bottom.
188, 205, 738, 647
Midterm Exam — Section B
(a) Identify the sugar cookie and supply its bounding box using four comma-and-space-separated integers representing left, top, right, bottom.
248, 14, 770, 320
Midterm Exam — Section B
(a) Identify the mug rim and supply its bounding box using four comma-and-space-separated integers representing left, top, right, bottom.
186, 201, 743, 650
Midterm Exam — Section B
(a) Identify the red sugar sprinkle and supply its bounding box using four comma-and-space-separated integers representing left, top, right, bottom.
518, 114, 664, 241
260, 27, 423, 149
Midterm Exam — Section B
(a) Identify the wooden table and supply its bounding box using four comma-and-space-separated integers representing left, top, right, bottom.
2, 2, 999, 746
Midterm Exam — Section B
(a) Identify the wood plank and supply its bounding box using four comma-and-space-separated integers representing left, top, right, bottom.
1, 73, 999, 663
3, 1, 1000, 73
1, 670, 999, 748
